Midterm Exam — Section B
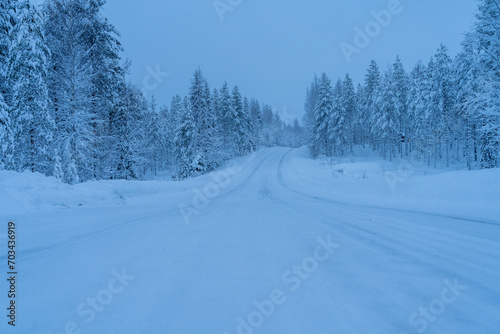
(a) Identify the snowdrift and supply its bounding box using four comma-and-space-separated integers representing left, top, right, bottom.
283, 147, 500, 221
1, 147, 499, 222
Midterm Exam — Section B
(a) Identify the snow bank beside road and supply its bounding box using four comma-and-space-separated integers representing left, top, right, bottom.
1, 147, 499, 222
0, 149, 271, 214
283, 147, 500, 221
0, 170, 184, 214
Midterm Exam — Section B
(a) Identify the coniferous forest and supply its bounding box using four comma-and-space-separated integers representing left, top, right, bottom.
1, 0, 499, 187
304, 1, 500, 170
2, 1, 500, 333
0, 0, 304, 184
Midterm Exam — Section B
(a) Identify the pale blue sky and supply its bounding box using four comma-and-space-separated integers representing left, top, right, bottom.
99, 0, 478, 122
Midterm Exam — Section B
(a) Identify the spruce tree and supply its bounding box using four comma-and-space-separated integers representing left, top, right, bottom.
372, 71, 399, 160
455, 37, 482, 170
341, 74, 356, 154
392, 56, 409, 158
407, 62, 431, 163
303, 75, 319, 143
472, 0, 500, 168
311, 73, 333, 157
230, 85, 244, 155
0, 93, 12, 169
363, 60, 381, 150
84, 0, 125, 178
240, 96, 254, 153
111, 84, 149, 180
250, 98, 263, 147
261, 104, 274, 147
218, 82, 233, 157
430, 45, 456, 167
0, 0, 16, 105
0, 0, 15, 169
44, 0, 96, 182
177, 97, 203, 179
9, 0, 53, 173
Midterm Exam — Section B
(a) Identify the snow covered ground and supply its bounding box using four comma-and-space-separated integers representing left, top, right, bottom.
0, 147, 499, 333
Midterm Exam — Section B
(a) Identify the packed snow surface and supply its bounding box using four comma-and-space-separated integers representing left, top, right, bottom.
0, 147, 499, 333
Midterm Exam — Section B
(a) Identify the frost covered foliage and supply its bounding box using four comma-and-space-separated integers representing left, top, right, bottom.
305, 0, 500, 169
0, 0, 304, 183
173, 69, 304, 179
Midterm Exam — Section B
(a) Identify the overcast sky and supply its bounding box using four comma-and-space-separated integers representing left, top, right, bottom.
98, 0, 477, 123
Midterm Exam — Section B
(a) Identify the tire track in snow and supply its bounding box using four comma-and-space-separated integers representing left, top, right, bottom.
267, 149, 500, 299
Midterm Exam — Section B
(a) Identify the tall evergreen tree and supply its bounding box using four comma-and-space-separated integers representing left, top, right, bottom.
303, 74, 319, 143
328, 79, 345, 156
392, 56, 410, 158
372, 71, 399, 160
176, 96, 203, 179
363, 60, 381, 149
84, 0, 125, 178
44, 0, 96, 182
116, 85, 149, 180
341, 74, 356, 154
9, 0, 53, 173
189, 69, 209, 150
249, 98, 263, 146
407, 61, 431, 163
471, 0, 500, 168
238, 96, 254, 154
311, 73, 333, 157
218, 81, 233, 157
166, 95, 182, 169
261, 103, 274, 147
0, 93, 12, 169
430, 45, 456, 167
0, 0, 16, 105
230, 85, 244, 155
204, 82, 222, 169
455, 37, 482, 170
142, 96, 164, 176
354, 83, 365, 147
0, 1, 15, 169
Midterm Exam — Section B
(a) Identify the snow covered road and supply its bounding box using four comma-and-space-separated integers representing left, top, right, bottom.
1, 147, 499, 334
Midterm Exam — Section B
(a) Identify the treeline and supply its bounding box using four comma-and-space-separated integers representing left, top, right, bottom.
304, 0, 500, 170
158, 69, 304, 179
0, 0, 303, 183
